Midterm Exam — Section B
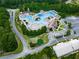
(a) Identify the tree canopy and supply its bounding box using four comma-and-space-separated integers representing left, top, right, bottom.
0, 7, 18, 52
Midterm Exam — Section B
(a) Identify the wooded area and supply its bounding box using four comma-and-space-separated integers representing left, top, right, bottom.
0, 7, 18, 52
20, 3, 79, 18
0, 0, 66, 8
21, 24, 47, 37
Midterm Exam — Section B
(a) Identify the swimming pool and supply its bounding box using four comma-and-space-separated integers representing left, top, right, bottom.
20, 10, 58, 22
19, 10, 60, 30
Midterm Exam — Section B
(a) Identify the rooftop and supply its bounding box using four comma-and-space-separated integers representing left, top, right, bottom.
53, 39, 79, 57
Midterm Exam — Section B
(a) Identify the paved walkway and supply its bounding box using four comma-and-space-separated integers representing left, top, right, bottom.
0, 10, 79, 59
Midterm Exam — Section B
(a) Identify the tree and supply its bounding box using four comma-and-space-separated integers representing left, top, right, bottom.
0, 7, 18, 52
68, 22, 72, 29
64, 29, 71, 36
37, 39, 44, 46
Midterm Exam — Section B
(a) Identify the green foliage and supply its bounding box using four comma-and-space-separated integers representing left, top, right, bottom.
64, 29, 71, 36
21, 24, 47, 37
0, 0, 62, 8
42, 47, 54, 58
61, 53, 76, 59
19, 47, 54, 59
2, 32, 17, 52
64, 21, 67, 24
0, 0, 79, 17
19, 3, 79, 18
37, 39, 44, 46
19, 47, 78, 59
0, 7, 18, 52
19, 46, 78, 59
68, 22, 72, 29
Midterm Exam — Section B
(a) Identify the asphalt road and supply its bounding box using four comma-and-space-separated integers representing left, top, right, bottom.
0, 10, 79, 59
0, 9, 58, 59
0, 9, 31, 59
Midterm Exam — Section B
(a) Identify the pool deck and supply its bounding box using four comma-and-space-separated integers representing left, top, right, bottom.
19, 10, 60, 30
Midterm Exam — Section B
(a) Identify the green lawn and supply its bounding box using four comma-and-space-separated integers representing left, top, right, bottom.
15, 9, 79, 59
15, 15, 31, 48
15, 11, 48, 48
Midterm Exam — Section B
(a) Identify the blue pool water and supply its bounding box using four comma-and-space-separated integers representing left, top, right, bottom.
21, 10, 57, 24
